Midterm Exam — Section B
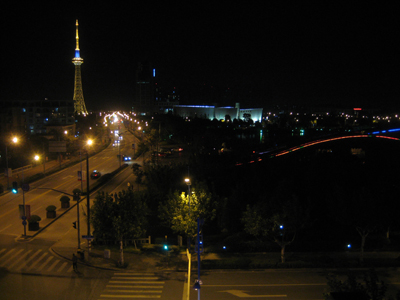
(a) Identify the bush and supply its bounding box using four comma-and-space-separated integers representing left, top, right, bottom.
28, 215, 42, 223
60, 195, 70, 203
46, 205, 57, 212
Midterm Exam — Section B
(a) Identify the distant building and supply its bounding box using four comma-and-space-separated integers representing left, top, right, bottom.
173, 103, 263, 123
0, 99, 75, 136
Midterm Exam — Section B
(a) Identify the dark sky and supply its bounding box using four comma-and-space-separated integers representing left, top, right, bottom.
3, 2, 399, 111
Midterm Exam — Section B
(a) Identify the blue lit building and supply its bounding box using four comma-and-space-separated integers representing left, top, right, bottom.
173, 103, 263, 123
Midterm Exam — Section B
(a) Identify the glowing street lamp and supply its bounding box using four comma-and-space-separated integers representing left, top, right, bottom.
85, 138, 93, 252
5, 136, 18, 189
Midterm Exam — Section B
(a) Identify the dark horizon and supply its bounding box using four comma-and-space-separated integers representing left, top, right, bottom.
3, 3, 399, 111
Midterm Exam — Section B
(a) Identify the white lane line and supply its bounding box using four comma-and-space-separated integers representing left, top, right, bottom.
0, 249, 23, 267
8, 250, 32, 268
15, 249, 42, 271
25, 252, 47, 271
0, 225, 12, 233
106, 285, 164, 289
47, 259, 60, 272
109, 281, 164, 284
57, 261, 68, 272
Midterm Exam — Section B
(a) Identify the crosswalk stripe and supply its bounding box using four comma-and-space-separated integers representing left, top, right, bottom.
114, 273, 155, 276
0, 249, 24, 267
36, 256, 53, 271
0, 248, 73, 274
0, 249, 16, 266
106, 285, 164, 289
25, 252, 48, 271
112, 277, 159, 280
105, 290, 162, 293
57, 261, 68, 272
8, 250, 33, 268
15, 249, 42, 271
99, 272, 165, 299
47, 259, 60, 272
109, 281, 164, 284
100, 296, 161, 298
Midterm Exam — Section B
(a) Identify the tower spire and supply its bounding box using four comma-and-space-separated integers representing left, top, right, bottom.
75, 19, 80, 56
72, 19, 87, 115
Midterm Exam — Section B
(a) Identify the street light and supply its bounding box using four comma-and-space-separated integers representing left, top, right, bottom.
185, 177, 191, 300
5, 136, 18, 189
86, 138, 93, 253
185, 178, 191, 251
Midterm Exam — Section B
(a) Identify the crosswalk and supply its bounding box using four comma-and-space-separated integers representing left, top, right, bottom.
99, 272, 165, 299
0, 248, 73, 274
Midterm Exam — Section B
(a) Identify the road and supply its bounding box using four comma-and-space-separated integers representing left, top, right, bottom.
195, 269, 400, 300
0, 124, 136, 238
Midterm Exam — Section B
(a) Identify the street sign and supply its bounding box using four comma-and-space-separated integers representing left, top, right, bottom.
82, 235, 94, 240
21, 183, 30, 192
49, 141, 67, 153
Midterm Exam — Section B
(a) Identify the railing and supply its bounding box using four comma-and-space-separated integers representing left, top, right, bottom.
93, 236, 151, 246
12, 164, 33, 175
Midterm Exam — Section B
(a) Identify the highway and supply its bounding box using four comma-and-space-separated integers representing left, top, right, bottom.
0, 125, 136, 239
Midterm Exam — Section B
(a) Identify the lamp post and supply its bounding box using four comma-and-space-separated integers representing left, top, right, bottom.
86, 139, 93, 253
5, 136, 18, 189
185, 178, 191, 251
185, 177, 191, 300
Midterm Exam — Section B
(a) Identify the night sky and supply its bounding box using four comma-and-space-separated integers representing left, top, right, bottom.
3, 2, 399, 111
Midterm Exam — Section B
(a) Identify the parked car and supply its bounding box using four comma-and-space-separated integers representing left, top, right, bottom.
91, 170, 101, 179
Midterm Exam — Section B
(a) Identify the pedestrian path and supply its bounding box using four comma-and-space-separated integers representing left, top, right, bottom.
99, 272, 165, 299
0, 247, 73, 274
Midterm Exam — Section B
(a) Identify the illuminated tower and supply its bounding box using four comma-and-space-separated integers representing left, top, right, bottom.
72, 19, 88, 115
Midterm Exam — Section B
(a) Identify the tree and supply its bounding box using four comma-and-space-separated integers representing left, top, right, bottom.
91, 189, 148, 266
242, 181, 310, 263
324, 269, 400, 300
158, 181, 217, 241
328, 185, 385, 264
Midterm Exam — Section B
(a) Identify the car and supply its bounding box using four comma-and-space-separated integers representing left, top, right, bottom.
91, 170, 101, 179
122, 155, 131, 161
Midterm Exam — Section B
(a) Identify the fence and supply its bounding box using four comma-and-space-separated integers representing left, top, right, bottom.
93, 236, 151, 247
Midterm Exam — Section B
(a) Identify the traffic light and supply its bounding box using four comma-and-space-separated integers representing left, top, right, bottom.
11, 181, 18, 194
73, 193, 81, 201
72, 221, 77, 229
163, 244, 168, 251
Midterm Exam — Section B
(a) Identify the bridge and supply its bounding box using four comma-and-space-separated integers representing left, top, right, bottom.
235, 127, 400, 165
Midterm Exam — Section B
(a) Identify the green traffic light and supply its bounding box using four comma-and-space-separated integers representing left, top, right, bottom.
12, 181, 18, 194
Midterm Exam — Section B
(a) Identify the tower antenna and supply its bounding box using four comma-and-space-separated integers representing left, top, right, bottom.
72, 19, 88, 115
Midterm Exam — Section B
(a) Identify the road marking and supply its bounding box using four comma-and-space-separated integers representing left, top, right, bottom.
205, 283, 327, 287
37, 256, 53, 271
100, 296, 160, 298
107, 285, 164, 289
25, 252, 47, 271
115, 273, 155, 276
15, 249, 42, 271
46, 258, 60, 272
57, 261, 68, 272
0, 224, 12, 233
113, 277, 159, 280
7, 250, 32, 268
100, 272, 164, 299
0, 249, 24, 267
220, 290, 287, 298
105, 290, 162, 293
